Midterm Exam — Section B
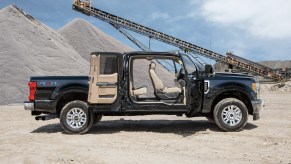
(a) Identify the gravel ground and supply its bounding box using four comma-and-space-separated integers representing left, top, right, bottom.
0, 92, 290, 163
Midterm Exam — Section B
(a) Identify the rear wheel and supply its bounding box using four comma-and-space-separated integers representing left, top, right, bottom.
60, 100, 94, 134
213, 98, 248, 132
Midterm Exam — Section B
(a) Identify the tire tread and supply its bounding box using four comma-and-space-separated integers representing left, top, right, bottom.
60, 100, 94, 134
213, 98, 248, 132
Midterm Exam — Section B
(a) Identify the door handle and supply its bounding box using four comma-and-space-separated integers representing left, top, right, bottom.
96, 82, 117, 87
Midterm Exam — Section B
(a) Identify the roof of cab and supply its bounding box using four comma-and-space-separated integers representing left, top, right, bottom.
90, 52, 123, 56
91, 51, 180, 57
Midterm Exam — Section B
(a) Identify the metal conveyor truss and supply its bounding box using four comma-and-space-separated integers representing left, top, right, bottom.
72, 0, 282, 80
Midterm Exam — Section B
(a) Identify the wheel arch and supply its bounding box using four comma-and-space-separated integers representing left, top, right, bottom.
210, 90, 253, 116
51, 82, 88, 99
54, 87, 88, 115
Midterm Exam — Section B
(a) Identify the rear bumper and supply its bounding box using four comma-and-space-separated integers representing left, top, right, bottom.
24, 101, 34, 111
24, 100, 56, 114
251, 99, 263, 121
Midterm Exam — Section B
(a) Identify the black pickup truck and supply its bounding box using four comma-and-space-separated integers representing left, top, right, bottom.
24, 51, 263, 134
25, 76, 89, 116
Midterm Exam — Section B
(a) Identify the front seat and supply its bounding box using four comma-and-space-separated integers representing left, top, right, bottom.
149, 62, 181, 100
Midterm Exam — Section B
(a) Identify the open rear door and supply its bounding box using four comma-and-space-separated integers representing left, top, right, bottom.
88, 53, 119, 104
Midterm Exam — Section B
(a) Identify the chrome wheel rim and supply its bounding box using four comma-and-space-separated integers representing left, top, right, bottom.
66, 108, 87, 129
221, 105, 242, 126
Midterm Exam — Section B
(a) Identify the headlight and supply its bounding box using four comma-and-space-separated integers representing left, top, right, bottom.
252, 83, 257, 92
252, 82, 260, 92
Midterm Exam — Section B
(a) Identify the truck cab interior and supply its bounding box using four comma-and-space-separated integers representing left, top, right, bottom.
129, 54, 186, 105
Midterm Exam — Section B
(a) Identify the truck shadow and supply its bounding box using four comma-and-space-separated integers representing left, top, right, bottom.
31, 119, 258, 137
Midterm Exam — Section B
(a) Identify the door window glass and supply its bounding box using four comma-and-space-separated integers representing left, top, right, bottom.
174, 61, 182, 73
100, 55, 118, 74
181, 54, 197, 74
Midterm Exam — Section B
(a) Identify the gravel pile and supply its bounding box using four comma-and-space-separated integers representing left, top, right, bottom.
58, 18, 132, 61
0, 5, 89, 105
0, 5, 175, 104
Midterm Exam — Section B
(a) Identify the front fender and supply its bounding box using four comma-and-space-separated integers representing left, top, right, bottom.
202, 81, 256, 113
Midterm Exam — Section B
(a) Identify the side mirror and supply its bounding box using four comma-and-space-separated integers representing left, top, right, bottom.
205, 64, 215, 77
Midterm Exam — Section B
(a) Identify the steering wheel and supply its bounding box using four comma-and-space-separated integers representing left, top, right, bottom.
176, 68, 185, 81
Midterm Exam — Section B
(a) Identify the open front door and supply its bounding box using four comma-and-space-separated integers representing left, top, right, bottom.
88, 53, 119, 104
180, 54, 204, 116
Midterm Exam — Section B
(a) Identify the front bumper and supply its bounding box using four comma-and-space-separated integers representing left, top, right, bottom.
24, 101, 34, 111
251, 99, 263, 121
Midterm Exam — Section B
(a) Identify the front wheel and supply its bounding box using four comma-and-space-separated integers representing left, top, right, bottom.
213, 98, 248, 132
60, 100, 94, 134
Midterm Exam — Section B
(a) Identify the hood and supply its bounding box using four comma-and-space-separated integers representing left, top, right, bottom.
215, 72, 253, 78
207, 72, 257, 82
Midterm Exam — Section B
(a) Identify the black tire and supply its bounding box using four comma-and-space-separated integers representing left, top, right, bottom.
94, 114, 103, 125
213, 98, 248, 132
60, 100, 94, 134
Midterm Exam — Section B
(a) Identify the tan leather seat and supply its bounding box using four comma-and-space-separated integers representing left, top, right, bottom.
133, 87, 148, 96
163, 87, 181, 93
149, 62, 181, 99
129, 78, 148, 96
128, 58, 148, 98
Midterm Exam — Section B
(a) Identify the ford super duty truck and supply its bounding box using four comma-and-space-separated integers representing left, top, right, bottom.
24, 51, 263, 134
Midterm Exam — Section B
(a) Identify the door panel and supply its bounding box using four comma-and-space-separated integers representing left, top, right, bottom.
88, 54, 118, 104
98, 87, 117, 95
98, 74, 118, 82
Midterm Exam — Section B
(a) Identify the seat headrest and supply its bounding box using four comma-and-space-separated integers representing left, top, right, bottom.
149, 62, 156, 70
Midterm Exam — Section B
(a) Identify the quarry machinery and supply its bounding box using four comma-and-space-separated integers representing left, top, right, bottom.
72, 0, 282, 80
111, 23, 207, 72
111, 23, 175, 72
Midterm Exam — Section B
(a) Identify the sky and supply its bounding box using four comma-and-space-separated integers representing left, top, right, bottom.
1, 0, 291, 62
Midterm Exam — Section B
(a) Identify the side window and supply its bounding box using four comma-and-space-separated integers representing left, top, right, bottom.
156, 59, 176, 74
100, 55, 118, 75
181, 55, 197, 74
155, 58, 184, 75
174, 61, 182, 73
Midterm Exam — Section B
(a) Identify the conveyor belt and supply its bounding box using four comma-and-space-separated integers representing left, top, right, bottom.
72, 0, 282, 80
